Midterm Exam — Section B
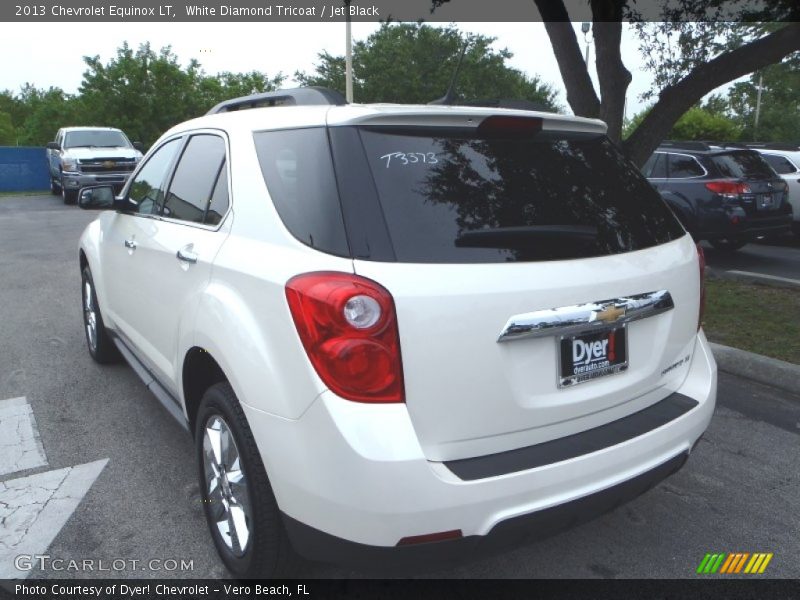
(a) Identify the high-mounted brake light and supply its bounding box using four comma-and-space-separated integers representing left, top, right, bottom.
285, 272, 404, 403
477, 116, 543, 138
696, 243, 706, 331
704, 181, 751, 195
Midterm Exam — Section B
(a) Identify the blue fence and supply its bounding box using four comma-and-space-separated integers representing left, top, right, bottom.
0, 147, 50, 192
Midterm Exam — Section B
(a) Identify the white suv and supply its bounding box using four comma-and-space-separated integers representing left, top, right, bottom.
77, 87, 717, 577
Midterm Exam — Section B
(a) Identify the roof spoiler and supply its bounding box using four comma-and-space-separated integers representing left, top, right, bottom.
206, 86, 347, 115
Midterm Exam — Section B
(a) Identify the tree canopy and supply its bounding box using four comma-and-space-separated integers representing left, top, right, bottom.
1, 42, 284, 147
296, 23, 559, 109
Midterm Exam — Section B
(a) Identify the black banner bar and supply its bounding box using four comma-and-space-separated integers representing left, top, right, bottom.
0, 0, 795, 23
2, 579, 800, 600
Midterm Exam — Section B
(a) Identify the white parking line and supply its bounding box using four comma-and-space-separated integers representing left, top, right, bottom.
0, 459, 108, 579
0, 397, 48, 477
726, 270, 800, 286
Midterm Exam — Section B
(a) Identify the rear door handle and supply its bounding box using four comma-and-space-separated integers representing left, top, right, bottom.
176, 245, 198, 264
124, 238, 137, 249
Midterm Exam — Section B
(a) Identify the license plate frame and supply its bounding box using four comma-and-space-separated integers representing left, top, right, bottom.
757, 194, 774, 211
558, 326, 628, 388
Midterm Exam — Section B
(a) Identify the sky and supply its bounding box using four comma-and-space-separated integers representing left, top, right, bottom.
0, 21, 718, 118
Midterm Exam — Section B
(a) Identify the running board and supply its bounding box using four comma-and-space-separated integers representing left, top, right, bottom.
111, 336, 190, 432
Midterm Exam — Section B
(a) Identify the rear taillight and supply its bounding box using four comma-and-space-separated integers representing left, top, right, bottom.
704, 181, 751, 195
696, 243, 706, 331
285, 272, 404, 403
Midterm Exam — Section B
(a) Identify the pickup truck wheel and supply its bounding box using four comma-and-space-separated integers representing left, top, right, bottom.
50, 177, 60, 195
196, 383, 303, 579
709, 238, 747, 252
61, 177, 77, 204
81, 267, 120, 364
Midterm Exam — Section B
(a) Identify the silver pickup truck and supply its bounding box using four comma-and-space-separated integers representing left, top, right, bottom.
46, 127, 144, 204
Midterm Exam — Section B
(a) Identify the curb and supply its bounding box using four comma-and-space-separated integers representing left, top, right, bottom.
706, 267, 800, 289
710, 342, 800, 396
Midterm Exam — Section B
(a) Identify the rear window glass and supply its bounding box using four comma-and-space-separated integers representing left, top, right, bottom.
761, 154, 798, 175
711, 151, 775, 179
253, 128, 349, 257
356, 129, 684, 263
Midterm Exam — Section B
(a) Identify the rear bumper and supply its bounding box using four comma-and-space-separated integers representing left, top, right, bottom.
697, 211, 792, 240
282, 451, 689, 570
241, 332, 716, 567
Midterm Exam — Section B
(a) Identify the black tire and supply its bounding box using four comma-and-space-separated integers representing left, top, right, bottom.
709, 238, 747, 252
61, 177, 77, 204
195, 382, 303, 579
50, 177, 60, 195
793, 223, 800, 239
81, 266, 120, 364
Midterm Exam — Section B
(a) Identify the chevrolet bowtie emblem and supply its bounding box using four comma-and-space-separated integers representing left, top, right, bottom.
596, 305, 626, 323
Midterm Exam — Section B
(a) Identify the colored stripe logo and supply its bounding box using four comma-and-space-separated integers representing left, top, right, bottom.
696, 552, 773, 574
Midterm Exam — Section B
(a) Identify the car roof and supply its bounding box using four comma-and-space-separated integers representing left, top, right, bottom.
61, 126, 125, 133
161, 103, 608, 139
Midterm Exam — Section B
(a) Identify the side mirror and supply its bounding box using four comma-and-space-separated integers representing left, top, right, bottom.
46, 142, 60, 150
78, 186, 116, 210
132, 141, 144, 152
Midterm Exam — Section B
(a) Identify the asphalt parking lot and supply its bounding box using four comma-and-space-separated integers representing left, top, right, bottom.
0, 193, 798, 580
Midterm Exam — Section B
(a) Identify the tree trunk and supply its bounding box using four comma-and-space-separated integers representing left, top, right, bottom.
589, 0, 631, 145
623, 22, 800, 166
533, 0, 599, 118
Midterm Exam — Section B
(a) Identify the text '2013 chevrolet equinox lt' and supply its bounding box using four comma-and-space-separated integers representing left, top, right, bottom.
77, 87, 717, 578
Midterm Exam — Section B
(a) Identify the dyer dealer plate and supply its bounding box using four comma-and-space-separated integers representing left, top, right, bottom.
559, 326, 628, 388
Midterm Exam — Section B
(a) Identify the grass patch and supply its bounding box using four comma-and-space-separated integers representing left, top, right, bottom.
703, 278, 800, 364
0, 190, 49, 197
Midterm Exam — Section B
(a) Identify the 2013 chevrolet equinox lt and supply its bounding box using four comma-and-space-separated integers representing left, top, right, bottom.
77, 87, 717, 578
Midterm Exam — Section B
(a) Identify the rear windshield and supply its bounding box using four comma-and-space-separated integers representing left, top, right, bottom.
64, 130, 130, 149
355, 128, 684, 263
711, 151, 775, 180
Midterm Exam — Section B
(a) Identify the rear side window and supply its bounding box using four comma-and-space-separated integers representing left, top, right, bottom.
646, 153, 667, 178
164, 134, 226, 224
668, 154, 705, 178
254, 128, 349, 257
761, 153, 798, 175
711, 151, 775, 179
354, 128, 684, 263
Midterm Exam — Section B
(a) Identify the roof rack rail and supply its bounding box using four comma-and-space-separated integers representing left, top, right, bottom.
746, 141, 800, 151
206, 86, 346, 115
705, 141, 748, 149
658, 140, 711, 151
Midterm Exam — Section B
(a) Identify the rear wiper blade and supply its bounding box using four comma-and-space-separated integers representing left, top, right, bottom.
455, 225, 597, 248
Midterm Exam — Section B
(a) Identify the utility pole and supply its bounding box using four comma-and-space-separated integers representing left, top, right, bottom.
753, 72, 763, 141
344, 0, 353, 103
581, 22, 592, 65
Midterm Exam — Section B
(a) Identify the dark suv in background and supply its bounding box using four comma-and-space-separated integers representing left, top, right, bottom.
642, 141, 792, 251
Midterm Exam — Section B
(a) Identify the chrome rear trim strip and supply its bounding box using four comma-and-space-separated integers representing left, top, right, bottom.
497, 290, 674, 343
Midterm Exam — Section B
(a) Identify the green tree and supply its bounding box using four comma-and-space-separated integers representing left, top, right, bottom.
296, 23, 559, 110
0, 111, 15, 145
668, 107, 742, 141
16, 85, 81, 146
726, 53, 800, 142
79, 42, 284, 146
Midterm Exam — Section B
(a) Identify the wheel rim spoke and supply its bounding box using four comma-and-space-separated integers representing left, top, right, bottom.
83, 281, 97, 350
229, 504, 249, 553
201, 415, 251, 557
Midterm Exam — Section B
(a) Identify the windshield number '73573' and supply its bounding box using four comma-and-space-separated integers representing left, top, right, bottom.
379, 152, 439, 168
